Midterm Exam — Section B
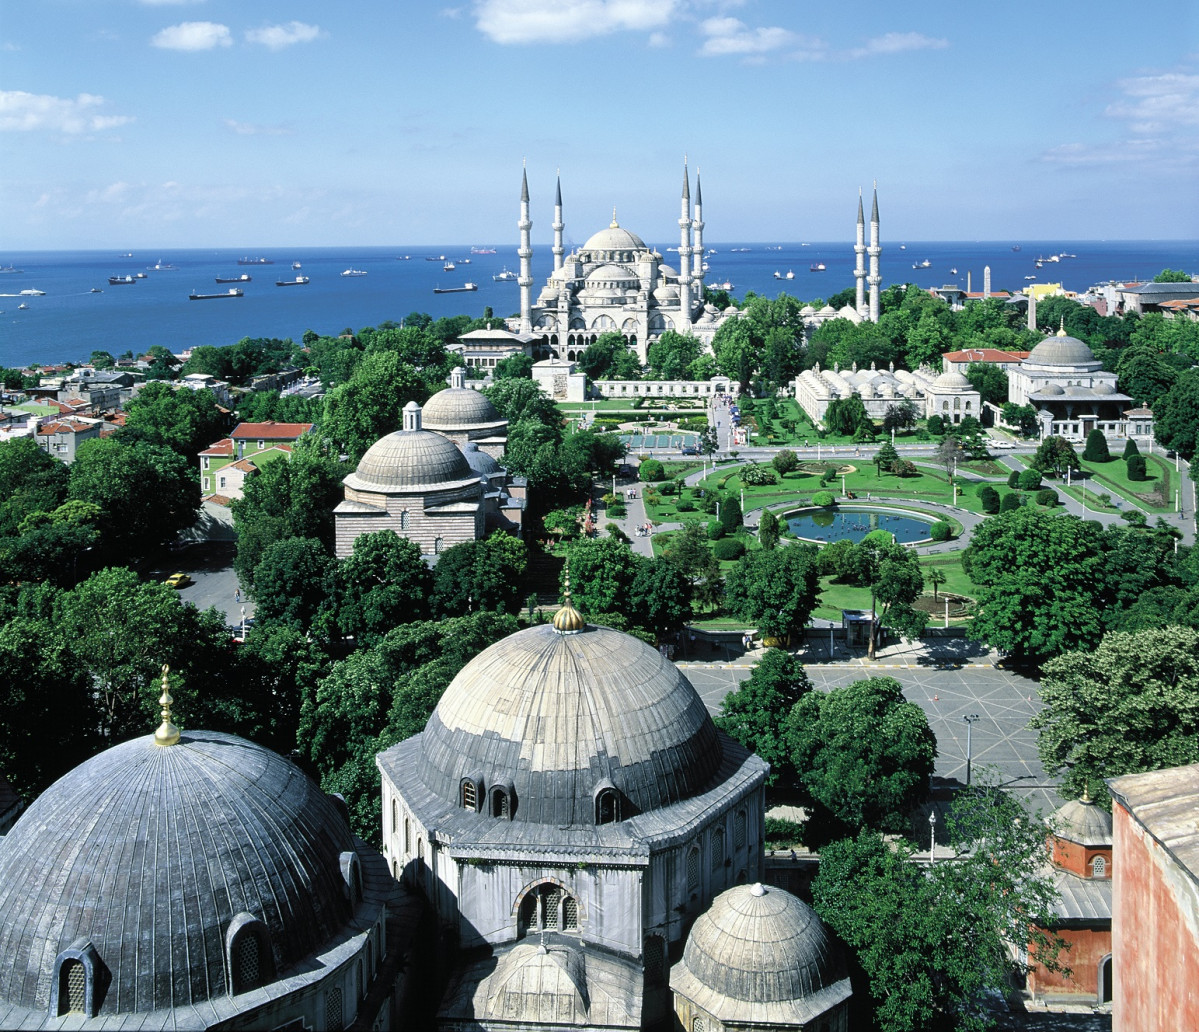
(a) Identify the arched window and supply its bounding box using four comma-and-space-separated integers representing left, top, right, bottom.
325, 986, 344, 1032
404, 817, 411, 855
391, 797, 398, 835
687, 846, 701, 893
340, 851, 363, 906
226, 913, 276, 996
693, 1016, 708, 1032
734, 810, 747, 849
595, 785, 620, 825
400, 509, 410, 531
1092, 855, 1107, 878
434, 537, 444, 554
59, 960, 86, 1016
491, 784, 512, 819
644, 935, 666, 985
461, 778, 477, 810
517, 883, 581, 937
711, 827, 725, 870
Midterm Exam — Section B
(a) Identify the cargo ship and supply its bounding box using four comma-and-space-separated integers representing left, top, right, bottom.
189, 288, 244, 300
275, 276, 310, 286
238, 257, 274, 266
216, 273, 252, 283
108, 275, 137, 285
433, 282, 478, 294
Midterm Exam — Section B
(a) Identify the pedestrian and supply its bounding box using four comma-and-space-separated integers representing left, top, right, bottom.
235, 588, 240, 603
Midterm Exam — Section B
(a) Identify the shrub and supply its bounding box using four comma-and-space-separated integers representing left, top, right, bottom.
1000, 491, 1023, 511
772, 449, 800, 476
676, 499, 696, 512
812, 491, 835, 507
978, 484, 1001, 514
1083, 428, 1112, 462
817, 538, 855, 576
712, 538, 746, 561
739, 462, 778, 486
763, 817, 805, 850
707, 521, 725, 540
927, 414, 945, 435
720, 497, 743, 532
1126, 454, 1148, 481
606, 522, 630, 543
1007, 470, 1021, 489
658, 478, 680, 496
1123, 438, 1140, 459
639, 458, 665, 481
1017, 468, 1042, 491
929, 521, 953, 541
1122, 510, 1148, 527
1035, 488, 1059, 507
607, 501, 627, 518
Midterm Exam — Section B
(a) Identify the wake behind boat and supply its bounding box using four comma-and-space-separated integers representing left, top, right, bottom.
433, 282, 478, 294
189, 288, 244, 300
341, 268, 368, 277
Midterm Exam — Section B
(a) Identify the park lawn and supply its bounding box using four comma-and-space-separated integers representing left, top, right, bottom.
1079, 454, 1174, 513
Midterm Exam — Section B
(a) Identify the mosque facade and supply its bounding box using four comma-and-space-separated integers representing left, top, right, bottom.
793, 362, 981, 426
511, 164, 730, 364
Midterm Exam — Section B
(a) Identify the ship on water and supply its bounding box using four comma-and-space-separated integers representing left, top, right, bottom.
108, 275, 136, 285
239, 257, 274, 266
275, 275, 310, 286
433, 282, 478, 294
216, 273, 252, 283
189, 288, 244, 300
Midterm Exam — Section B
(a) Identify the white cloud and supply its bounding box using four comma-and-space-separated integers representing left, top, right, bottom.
697, 16, 824, 61
245, 21, 323, 51
648, 31, 670, 48
150, 21, 232, 51
474, 0, 677, 45
224, 119, 293, 137
1106, 72, 1199, 133
0, 91, 134, 134
847, 32, 948, 59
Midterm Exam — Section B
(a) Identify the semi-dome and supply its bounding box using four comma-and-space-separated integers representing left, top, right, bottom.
934, 369, 972, 389
1093, 382, 1115, 395
582, 222, 647, 253
586, 263, 634, 283
422, 385, 503, 431
672, 883, 850, 1023
1037, 384, 1065, 396
1027, 331, 1097, 367
418, 622, 722, 824
462, 441, 501, 478
0, 730, 357, 1015
1053, 793, 1112, 847
347, 428, 477, 492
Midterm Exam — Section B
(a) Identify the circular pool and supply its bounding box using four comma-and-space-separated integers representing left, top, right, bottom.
785, 506, 936, 544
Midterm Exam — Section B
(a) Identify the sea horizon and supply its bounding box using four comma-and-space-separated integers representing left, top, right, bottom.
3, 239, 1196, 371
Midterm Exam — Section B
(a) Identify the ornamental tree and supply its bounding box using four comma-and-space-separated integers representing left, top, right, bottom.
1082, 428, 1111, 462
723, 544, 822, 641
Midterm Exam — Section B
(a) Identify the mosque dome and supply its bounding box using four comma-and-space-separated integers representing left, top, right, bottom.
347, 428, 476, 492
0, 730, 358, 1014
586, 263, 635, 285
582, 223, 647, 253
1064, 385, 1090, 396
800, 305, 816, 317
422, 385, 503, 432
934, 369, 972, 390
1027, 331, 1097, 367
654, 284, 680, 301
462, 441, 501, 479
1093, 382, 1115, 395
672, 883, 850, 1023
1038, 384, 1065, 396
1053, 794, 1113, 847
418, 621, 722, 825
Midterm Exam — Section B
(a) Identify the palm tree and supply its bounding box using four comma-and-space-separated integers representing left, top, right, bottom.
925, 567, 947, 601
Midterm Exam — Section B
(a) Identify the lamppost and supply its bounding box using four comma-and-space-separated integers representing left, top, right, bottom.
240, 605, 246, 642
962, 713, 980, 786
929, 810, 937, 864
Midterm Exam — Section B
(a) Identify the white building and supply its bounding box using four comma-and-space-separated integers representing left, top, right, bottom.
793, 362, 981, 426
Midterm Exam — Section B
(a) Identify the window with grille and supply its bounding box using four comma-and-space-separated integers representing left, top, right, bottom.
687, 847, 700, 891
326, 987, 344, 1031
692, 1017, 707, 1032
711, 828, 725, 871
562, 894, 578, 930
234, 933, 260, 991
734, 810, 746, 849
544, 888, 560, 927
400, 510, 410, 530
518, 883, 581, 936
461, 778, 478, 810
60, 960, 86, 1015
644, 936, 665, 984
1092, 855, 1107, 878
435, 537, 444, 554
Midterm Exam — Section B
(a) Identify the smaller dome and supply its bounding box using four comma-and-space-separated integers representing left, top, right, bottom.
654, 284, 680, 300
673, 884, 849, 1019
800, 305, 816, 316
1065, 385, 1090, 396
485, 944, 588, 1023
462, 441, 500, 478
1053, 794, 1112, 847
422, 386, 503, 431
587, 263, 634, 284
1093, 382, 1115, 395
1038, 384, 1065, 396
818, 305, 836, 316
934, 369, 971, 389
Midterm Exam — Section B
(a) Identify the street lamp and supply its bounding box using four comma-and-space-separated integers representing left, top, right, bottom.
240, 605, 246, 642
962, 713, 980, 786
929, 810, 937, 864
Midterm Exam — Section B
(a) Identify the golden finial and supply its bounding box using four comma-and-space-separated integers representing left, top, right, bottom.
1081, 784, 1091, 804
553, 565, 586, 634
1057, 317, 1067, 337
154, 663, 180, 746
610, 207, 619, 229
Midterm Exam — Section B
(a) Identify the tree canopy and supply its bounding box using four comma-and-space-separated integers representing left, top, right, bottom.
723, 544, 821, 640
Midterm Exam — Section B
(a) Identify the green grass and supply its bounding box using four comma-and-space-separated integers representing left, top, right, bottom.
1078, 454, 1173, 513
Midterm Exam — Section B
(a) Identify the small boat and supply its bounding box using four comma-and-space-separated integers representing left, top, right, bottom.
216, 273, 252, 283
341, 268, 368, 277
1011, 245, 1022, 252
17, 303, 28, 310
460, 258, 471, 264
471, 246, 497, 254
773, 270, 782, 279
809, 263, 826, 272
19, 288, 45, 296
239, 257, 274, 265
190, 288, 244, 300
0, 264, 23, 274
292, 261, 302, 269
135, 272, 147, 278
108, 275, 136, 285
425, 255, 446, 261
912, 259, 931, 269
118, 252, 133, 258
899, 244, 907, 250
148, 259, 178, 271
1024, 275, 1036, 280
275, 276, 310, 286
90, 287, 102, 293
433, 282, 479, 294
396, 255, 411, 260
785, 269, 795, 279
949, 267, 958, 275
443, 261, 456, 272
710, 280, 734, 290
493, 267, 517, 282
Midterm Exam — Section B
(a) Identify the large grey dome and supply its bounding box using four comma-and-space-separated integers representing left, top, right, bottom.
672, 883, 850, 1024
0, 731, 356, 1015
1027, 331, 1097, 367
1053, 795, 1112, 846
422, 386, 503, 432
348, 428, 477, 491
582, 222, 647, 252
419, 622, 722, 824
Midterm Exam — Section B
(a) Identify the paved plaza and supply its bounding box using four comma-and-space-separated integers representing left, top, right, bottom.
680, 650, 1062, 817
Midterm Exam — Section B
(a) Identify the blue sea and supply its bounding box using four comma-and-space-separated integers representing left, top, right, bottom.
1, 240, 1196, 369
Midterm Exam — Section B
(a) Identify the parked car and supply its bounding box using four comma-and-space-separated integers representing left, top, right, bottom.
165, 573, 193, 589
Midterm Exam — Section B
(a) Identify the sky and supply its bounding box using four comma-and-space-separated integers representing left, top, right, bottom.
1, 0, 1197, 250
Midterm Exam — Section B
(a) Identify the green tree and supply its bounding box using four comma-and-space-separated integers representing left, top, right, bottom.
320, 351, 432, 463
1153, 268, 1195, 282
874, 440, 899, 478
646, 330, 703, 380
724, 544, 821, 641
787, 676, 936, 835
119, 381, 229, 459
1153, 368, 1199, 459
1033, 626, 1199, 802
963, 507, 1108, 664
562, 537, 643, 616
0, 436, 69, 537
1126, 453, 1148, 481
771, 449, 800, 477
812, 788, 1066, 1032
715, 649, 812, 786
965, 362, 1008, 406
840, 538, 929, 656
338, 531, 433, 642
758, 510, 780, 550
711, 318, 757, 391
1000, 403, 1039, 438
1030, 435, 1081, 477
627, 555, 694, 640
1082, 428, 1111, 462
925, 567, 947, 600
252, 536, 339, 637
431, 532, 529, 617
483, 376, 561, 425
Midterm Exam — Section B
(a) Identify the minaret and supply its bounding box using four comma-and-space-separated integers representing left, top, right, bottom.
984, 265, 992, 299
552, 171, 564, 273
691, 169, 706, 298
854, 189, 867, 316
867, 181, 882, 322
677, 158, 693, 330
518, 164, 533, 334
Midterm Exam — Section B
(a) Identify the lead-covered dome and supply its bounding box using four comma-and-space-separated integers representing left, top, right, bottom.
418, 622, 722, 824
1053, 794, 1112, 847
672, 883, 851, 1024
422, 386, 503, 432
0, 731, 357, 1015
1027, 330, 1098, 368
934, 368, 972, 389
347, 427, 476, 491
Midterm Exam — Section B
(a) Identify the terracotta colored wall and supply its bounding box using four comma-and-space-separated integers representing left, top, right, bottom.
1027, 924, 1110, 997
1051, 836, 1112, 879
1113, 802, 1199, 1031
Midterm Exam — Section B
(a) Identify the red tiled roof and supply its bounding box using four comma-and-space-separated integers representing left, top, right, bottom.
230, 421, 313, 440
227, 458, 259, 474
38, 419, 95, 435
203, 494, 234, 507
198, 438, 235, 457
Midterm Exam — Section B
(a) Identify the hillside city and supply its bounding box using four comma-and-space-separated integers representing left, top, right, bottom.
1, 245, 1198, 1032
